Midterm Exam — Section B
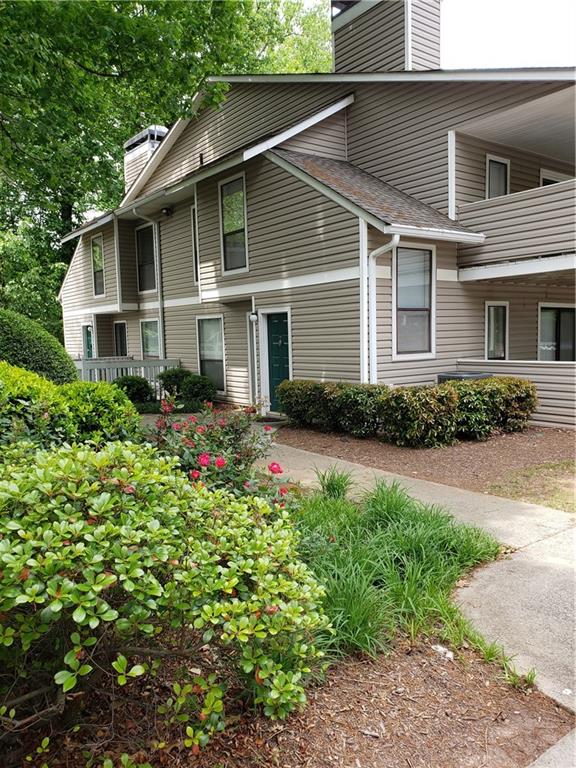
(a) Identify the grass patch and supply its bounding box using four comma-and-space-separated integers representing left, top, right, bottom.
489, 459, 575, 513
293, 479, 499, 658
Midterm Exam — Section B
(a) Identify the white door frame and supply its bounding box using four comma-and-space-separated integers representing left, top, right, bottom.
257, 306, 292, 413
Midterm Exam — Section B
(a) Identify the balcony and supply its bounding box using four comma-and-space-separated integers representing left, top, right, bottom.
74, 356, 180, 396
457, 179, 576, 268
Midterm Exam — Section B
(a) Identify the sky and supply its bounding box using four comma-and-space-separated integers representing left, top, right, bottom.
440, 0, 576, 68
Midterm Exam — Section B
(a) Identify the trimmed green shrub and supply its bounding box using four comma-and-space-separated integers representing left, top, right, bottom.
276, 379, 341, 432
379, 385, 459, 448
113, 374, 154, 404
333, 383, 388, 438
0, 441, 327, 749
60, 381, 141, 441
180, 372, 217, 404
158, 366, 193, 396
490, 376, 538, 432
0, 361, 74, 445
0, 308, 77, 384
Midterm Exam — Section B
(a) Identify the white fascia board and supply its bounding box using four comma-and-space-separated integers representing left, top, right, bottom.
63, 303, 119, 318
208, 68, 576, 84
331, 0, 381, 32
60, 214, 114, 244
386, 224, 485, 243
243, 94, 354, 160
121, 91, 204, 206
459, 253, 576, 281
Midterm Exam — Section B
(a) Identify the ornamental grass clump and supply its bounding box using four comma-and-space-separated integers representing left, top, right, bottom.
0, 442, 328, 757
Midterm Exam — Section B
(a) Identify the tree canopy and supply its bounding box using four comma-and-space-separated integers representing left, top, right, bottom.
0, 0, 332, 336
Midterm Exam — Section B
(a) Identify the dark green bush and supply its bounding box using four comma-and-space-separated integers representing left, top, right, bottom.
490, 376, 538, 431
0, 308, 77, 383
333, 383, 388, 438
158, 366, 192, 396
276, 379, 340, 431
60, 381, 141, 441
378, 385, 459, 448
180, 372, 217, 404
113, 374, 154, 403
0, 361, 74, 445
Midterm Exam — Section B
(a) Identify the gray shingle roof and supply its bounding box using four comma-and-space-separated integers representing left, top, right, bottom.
271, 149, 478, 236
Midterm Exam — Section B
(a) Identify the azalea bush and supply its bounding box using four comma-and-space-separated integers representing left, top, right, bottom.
150, 400, 275, 492
0, 442, 328, 758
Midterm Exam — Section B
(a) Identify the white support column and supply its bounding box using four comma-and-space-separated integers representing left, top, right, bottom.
359, 219, 369, 384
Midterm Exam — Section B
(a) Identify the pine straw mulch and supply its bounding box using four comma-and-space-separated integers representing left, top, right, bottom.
274, 426, 575, 498
34, 640, 573, 768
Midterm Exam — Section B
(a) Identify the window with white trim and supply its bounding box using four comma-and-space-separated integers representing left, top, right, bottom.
198, 317, 225, 391
396, 247, 433, 354
220, 176, 247, 272
82, 324, 95, 359
540, 168, 572, 186
486, 155, 510, 199
486, 303, 508, 360
141, 319, 159, 359
191, 205, 200, 284
136, 225, 156, 292
91, 235, 105, 296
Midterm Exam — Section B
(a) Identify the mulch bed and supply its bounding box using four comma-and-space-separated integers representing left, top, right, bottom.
34, 641, 574, 768
274, 426, 575, 494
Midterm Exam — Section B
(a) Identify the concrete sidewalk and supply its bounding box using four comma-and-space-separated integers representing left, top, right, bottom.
266, 443, 576, 711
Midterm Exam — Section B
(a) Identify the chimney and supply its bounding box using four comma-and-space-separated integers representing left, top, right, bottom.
331, 0, 441, 73
123, 125, 168, 191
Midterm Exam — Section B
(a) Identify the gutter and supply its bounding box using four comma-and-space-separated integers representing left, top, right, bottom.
132, 207, 166, 359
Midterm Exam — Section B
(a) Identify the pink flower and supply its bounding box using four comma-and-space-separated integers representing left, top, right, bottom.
123, 485, 135, 495
155, 418, 166, 430
196, 426, 207, 435
205, 402, 213, 409
244, 480, 252, 489
172, 422, 181, 431
263, 425, 273, 432
215, 456, 227, 469
42, 412, 49, 420
198, 453, 211, 467
218, 419, 227, 427
187, 415, 197, 423
268, 462, 283, 475
160, 400, 174, 414
190, 469, 201, 480
279, 487, 288, 497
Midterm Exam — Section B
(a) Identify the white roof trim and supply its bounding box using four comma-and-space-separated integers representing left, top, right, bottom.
459, 253, 576, 281
209, 68, 576, 84
331, 0, 381, 32
243, 94, 354, 160
60, 213, 114, 244
121, 91, 204, 206
265, 150, 484, 244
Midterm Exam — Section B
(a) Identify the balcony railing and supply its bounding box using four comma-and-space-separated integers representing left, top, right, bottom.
74, 357, 180, 397
456, 359, 575, 428
458, 179, 576, 267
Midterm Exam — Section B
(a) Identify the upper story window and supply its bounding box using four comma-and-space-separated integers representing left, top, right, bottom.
136, 224, 156, 293
91, 235, 105, 296
219, 175, 247, 273
394, 246, 435, 358
486, 155, 510, 199
540, 168, 572, 186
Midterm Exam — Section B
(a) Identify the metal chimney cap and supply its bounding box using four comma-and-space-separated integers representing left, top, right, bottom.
124, 125, 169, 152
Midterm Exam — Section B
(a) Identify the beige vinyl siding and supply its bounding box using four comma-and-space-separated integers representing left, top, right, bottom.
118, 220, 138, 305
254, 280, 361, 383
347, 82, 567, 213
63, 314, 93, 359
458, 179, 576, 266
163, 302, 251, 404
60, 224, 117, 312
124, 145, 152, 192
456, 360, 575, 427
370, 233, 574, 385
160, 204, 197, 301
279, 112, 347, 160
140, 84, 349, 197
455, 133, 575, 206
334, 1, 406, 73
196, 156, 359, 293
410, 0, 441, 70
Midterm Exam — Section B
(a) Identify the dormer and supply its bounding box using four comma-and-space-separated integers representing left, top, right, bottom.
332, 0, 441, 73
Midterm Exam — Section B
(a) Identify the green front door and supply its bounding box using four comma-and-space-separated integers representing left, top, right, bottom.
267, 313, 289, 411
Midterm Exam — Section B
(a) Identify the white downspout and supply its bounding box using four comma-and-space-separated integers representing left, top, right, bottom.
368, 233, 400, 385
132, 206, 166, 359
359, 219, 369, 383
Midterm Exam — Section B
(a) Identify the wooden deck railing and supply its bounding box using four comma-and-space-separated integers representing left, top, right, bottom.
74, 357, 180, 397
456, 359, 575, 428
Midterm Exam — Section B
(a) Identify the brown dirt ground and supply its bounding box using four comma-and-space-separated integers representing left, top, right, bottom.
34, 641, 574, 768
274, 426, 576, 498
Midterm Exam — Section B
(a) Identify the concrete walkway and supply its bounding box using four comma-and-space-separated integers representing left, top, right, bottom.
266, 443, 576, 713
